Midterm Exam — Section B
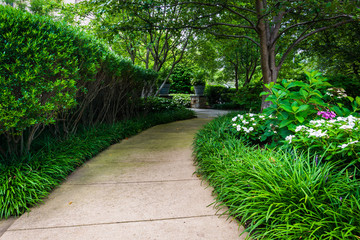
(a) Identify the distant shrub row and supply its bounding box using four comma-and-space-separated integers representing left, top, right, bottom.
0, 5, 158, 157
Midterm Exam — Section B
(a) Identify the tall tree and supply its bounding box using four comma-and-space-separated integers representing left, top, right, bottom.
105, 0, 357, 109
78, 0, 195, 96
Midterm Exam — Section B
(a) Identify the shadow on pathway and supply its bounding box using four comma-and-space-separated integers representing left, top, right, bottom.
0, 109, 247, 240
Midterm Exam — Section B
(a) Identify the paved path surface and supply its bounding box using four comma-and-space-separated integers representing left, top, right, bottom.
0, 109, 247, 240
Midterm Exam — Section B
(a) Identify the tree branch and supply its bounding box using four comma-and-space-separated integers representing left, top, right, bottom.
210, 32, 260, 47
275, 14, 352, 46
277, 19, 355, 69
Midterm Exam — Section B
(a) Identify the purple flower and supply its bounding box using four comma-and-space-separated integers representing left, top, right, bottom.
339, 197, 343, 201
315, 155, 318, 166
317, 110, 336, 120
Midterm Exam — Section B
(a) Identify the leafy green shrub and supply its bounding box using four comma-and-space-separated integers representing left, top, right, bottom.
231, 82, 262, 112
0, 108, 195, 219
284, 115, 360, 165
140, 97, 188, 113
0, 5, 158, 156
204, 85, 235, 105
231, 113, 278, 143
191, 69, 207, 86
212, 102, 241, 110
169, 65, 192, 94
170, 94, 191, 107
0, 5, 94, 154
194, 113, 360, 239
262, 70, 358, 139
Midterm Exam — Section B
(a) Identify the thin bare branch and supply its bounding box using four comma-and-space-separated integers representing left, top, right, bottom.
210, 32, 260, 47
275, 14, 352, 45
277, 19, 355, 69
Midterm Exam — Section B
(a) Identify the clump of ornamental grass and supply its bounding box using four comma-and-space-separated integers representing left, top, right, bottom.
194, 113, 360, 239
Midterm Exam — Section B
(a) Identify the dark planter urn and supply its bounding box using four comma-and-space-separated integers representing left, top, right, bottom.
159, 84, 171, 95
194, 85, 205, 96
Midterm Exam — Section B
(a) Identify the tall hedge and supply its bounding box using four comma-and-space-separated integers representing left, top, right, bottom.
0, 6, 158, 156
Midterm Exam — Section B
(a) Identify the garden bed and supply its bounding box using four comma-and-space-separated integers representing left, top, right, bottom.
193, 113, 360, 239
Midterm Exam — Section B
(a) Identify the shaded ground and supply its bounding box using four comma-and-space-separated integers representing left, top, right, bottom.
0, 109, 247, 240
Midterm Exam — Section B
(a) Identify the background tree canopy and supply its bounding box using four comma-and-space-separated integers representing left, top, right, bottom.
3, 0, 360, 109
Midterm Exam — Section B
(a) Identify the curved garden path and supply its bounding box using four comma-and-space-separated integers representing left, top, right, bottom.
0, 109, 247, 240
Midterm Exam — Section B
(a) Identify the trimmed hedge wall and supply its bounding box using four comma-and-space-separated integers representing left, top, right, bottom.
0, 5, 158, 156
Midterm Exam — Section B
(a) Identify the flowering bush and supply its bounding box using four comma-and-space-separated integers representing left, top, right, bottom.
231, 113, 278, 143
285, 115, 360, 164
261, 70, 358, 139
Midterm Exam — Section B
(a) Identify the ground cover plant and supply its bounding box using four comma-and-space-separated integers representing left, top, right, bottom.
170, 94, 191, 108
194, 71, 360, 239
0, 108, 195, 219
194, 113, 360, 239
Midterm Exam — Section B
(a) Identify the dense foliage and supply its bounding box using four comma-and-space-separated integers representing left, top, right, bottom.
194, 113, 360, 239
0, 5, 158, 156
169, 65, 193, 94
194, 69, 360, 238
170, 94, 191, 108
261, 71, 359, 140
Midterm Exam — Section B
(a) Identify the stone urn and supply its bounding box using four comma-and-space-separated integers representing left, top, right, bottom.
159, 83, 171, 95
194, 85, 205, 96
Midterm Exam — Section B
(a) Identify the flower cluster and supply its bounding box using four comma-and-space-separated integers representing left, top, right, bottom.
231, 113, 276, 142
232, 113, 263, 134
326, 87, 348, 99
317, 110, 336, 120
285, 115, 360, 162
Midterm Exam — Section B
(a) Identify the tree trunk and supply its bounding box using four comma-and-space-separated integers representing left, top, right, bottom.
256, 0, 279, 111
234, 67, 239, 91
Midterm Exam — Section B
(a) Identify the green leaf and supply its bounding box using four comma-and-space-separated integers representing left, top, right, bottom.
297, 105, 310, 112
291, 101, 299, 112
295, 115, 305, 123
279, 120, 293, 128
280, 104, 293, 113
264, 82, 275, 89
299, 89, 309, 98
287, 81, 307, 89
356, 96, 360, 106
260, 91, 269, 97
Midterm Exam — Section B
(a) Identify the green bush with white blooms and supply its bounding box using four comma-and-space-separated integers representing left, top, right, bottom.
194, 70, 360, 238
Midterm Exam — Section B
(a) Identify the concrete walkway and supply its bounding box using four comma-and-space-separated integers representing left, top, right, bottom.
0, 109, 247, 240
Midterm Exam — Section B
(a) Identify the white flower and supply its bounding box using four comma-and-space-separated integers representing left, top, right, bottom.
295, 125, 307, 132
236, 125, 241, 131
249, 127, 254, 131
285, 135, 295, 143
250, 118, 255, 121
253, 123, 256, 126
308, 129, 328, 138
338, 140, 359, 149
242, 120, 249, 125
339, 125, 353, 130
232, 117, 237, 122
232, 124, 237, 127
339, 143, 348, 149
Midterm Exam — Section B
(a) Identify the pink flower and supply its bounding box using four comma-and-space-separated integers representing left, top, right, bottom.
317, 110, 336, 120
